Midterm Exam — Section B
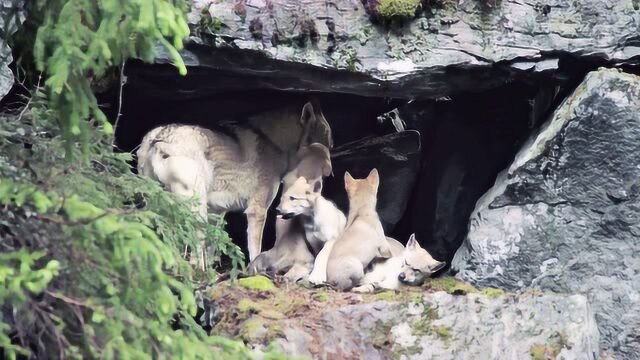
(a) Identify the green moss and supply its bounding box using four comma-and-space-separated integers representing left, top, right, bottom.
547, 331, 570, 356
238, 275, 275, 291
312, 292, 329, 302
237, 298, 260, 313
530, 344, 549, 360
529, 331, 570, 359
426, 277, 477, 295
266, 324, 285, 339
480, 287, 506, 298
376, 0, 422, 19
240, 317, 267, 342
375, 291, 397, 301
260, 309, 286, 320
370, 319, 397, 348
433, 326, 451, 340
237, 298, 284, 320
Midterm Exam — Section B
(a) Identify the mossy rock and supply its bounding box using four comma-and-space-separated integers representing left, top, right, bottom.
375, 290, 397, 301
237, 298, 285, 320
425, 276, 477, 295
240, 316, 268, 342
312, 292, 329, 302
376, 0, 422, 20
238, 275, 275, 291
480, 287, 506, 298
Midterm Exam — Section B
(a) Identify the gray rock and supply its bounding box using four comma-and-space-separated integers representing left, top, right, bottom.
0, 0, 24, 100
153, 0, 640, 98
267, 292, 599, 359
452, 68, 640, 358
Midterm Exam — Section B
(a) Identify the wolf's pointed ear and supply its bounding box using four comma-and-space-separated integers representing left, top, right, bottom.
322, 159, 332, 177
378, 245, 392, 259
367, 168, 379, 188
313, 180, 322, 193
406, 233, 419, 249
300, 102, 316, 126
344, 171, 354, 185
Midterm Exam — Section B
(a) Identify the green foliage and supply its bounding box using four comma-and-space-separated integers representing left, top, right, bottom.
0, 103, 278, 358
25, 0, 190, 159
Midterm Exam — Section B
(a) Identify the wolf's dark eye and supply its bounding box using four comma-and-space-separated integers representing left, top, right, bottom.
289, 196, 295, 201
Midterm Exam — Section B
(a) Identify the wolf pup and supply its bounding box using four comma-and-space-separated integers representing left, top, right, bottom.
269, 176, 347, 284
353, 234, 446, 293
326, 169, 392, 291
247, 144, 334, 281
136, 101, 332, 269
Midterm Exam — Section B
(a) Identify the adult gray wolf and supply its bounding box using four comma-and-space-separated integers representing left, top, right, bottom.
136, 101, 333, 268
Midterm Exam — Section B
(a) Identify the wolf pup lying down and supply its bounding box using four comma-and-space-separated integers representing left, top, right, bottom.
353, 233, 445, 293
136, 101, 333, 269
326, 169, 393, 291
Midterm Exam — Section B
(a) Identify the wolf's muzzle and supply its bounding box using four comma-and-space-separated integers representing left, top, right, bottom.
275, 208, 295, 220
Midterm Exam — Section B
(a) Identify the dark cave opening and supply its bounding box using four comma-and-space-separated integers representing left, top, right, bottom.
104, 58, 583, 265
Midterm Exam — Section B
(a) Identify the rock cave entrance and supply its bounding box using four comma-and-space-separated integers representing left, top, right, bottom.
107, 54, 592, 265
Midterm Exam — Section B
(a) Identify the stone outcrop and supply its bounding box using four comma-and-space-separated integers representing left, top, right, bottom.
452, 68, 640, 358
0, 0, 24, 100
147, 0, 640, 98
200, 276, 600, 359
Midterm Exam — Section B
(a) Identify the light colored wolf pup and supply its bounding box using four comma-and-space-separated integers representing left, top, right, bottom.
326, 169, 393, 291
136, 101, 332, 268
247, 144, 334, 281
353, 234, 446, 293
274, 176, 347, 284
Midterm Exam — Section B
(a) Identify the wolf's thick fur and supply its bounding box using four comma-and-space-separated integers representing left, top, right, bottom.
254, 176, 347, 284
245, 216, 314, 281
326, 169, 392, 291
247, 145, 335, 280
136, 102, 333, 265
353, 234, 446, 293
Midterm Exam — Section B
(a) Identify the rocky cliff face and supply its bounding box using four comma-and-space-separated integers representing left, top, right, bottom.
453, 68, 640, 358
0, 0, 24, 99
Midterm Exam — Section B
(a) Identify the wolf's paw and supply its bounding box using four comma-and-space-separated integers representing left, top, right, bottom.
308, 271, 326, 286
352, 284, 375, 293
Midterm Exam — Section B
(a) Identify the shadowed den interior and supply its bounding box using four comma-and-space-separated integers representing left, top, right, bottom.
105, 55, 587, 265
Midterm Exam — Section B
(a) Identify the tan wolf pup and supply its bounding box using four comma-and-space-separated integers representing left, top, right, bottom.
353, 233, 446, 293
326, 169, 393, 291
136, 101, 332, 268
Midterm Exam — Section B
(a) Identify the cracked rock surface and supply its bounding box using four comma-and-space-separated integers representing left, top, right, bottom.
0, 0, 24, 100
152, 0, 640, 98
452, 68, 640, 358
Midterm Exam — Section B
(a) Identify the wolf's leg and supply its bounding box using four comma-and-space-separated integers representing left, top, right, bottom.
308, 239, 335, 285
283, 263, 312, 283
245, 183, 279, 261
167, 164, 209, 271
352, 283, 376, 293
